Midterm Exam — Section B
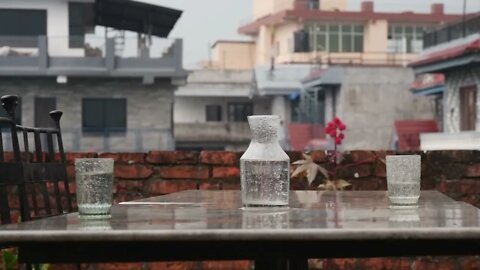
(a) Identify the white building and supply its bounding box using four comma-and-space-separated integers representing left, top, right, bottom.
0, 0, 187, 152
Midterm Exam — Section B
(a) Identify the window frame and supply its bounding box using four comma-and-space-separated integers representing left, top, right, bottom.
307, 23, 364, 53
227, 103, 253, 122
205, 105, 223, 122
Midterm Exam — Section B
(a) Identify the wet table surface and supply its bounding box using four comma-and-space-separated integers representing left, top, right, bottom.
1, 190, 480, 242
3, 190, 480, 267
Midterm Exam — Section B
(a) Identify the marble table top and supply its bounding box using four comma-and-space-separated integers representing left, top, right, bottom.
1, 190, 480, 243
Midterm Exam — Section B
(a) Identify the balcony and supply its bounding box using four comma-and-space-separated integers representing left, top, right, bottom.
277, 51, 418, 66
175, 122, 251, 143
423, 14, 480, 49
0, 35, 186, 79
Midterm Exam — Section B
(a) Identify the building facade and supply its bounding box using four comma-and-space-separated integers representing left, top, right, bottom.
237, 0, 461, 67
174, 70, 271, 151
411, 14, 480, 150
0, 0, 187, 152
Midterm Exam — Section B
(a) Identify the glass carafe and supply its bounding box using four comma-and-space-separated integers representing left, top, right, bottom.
240, 115, 290, 207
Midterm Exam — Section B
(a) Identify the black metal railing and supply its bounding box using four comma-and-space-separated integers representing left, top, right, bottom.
424, 14, 480, 49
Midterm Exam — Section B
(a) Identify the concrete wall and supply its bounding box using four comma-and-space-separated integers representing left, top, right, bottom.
364, 20, 388, 53
0, 77, 175, 151
334, 67, 435, 150
443, 67, 480, 133
0, 0, 89, 56
211, 42, 256, 70
320, 0, 347, 11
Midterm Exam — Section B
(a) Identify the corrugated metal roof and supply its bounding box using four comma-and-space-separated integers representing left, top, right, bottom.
95, 0, 182, 37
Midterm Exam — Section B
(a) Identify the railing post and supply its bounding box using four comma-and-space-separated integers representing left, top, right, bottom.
38, 36, 48, 70
106, 38, 115, 71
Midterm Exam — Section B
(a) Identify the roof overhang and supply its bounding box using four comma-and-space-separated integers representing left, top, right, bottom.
94, 0, 182, 38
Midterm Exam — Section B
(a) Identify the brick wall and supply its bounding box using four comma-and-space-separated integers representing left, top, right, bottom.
13, 150, 480, 270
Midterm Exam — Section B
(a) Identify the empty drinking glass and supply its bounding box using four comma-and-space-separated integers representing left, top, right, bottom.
75, 158, 114, 218
386, 155, 421, 207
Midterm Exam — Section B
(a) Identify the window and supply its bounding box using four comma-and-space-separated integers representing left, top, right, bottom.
0, 9, 47, 47
460, 86, 477, 131
82, 98, 127, 132
228, 103, 253, 122
307, 23, 364, 53
69, 3, 94, 48
34, 97, 56, 127
306, 0, 319, 10
388, 25, 427, 53
206, 105, 222, 122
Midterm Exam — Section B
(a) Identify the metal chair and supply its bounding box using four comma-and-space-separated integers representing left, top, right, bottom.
0, 95, 77, 270
0, 95, 75, 223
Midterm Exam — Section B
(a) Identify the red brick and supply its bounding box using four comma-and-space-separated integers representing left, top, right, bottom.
149, 180, 198, 195
159, 166, 209, 179
116, 180, 145, 193
338, 164, 372, 178
374, 159, 387, 177
414, 259, 455, 270
66, 165, 75, 179
48, 264, 80, 270
212, 167, 240, 179
94, 263, 145, 270
199, 182, 221, 190
350, 178, 383, 190
311, 151, 328, 163
201, 261, 250, 270
200, 151, 238, 165
57, 152, 98, 165
329, 258, 358, 269
147, 151, 198, 165
286, 151, 303, 163
358, 258, 411, 270
221, 183, 241, 190
115, 165, 153, 180
462, 257, 480, 270
465, 164, 480, 177
347, 151, 376, 163
99, 153, 145, 164
148, 262, 197, 270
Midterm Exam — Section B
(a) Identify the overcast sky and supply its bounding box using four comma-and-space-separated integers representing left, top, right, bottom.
138, 0, 479, 68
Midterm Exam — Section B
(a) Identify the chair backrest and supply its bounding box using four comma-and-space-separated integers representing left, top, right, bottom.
0, 95, 75, 224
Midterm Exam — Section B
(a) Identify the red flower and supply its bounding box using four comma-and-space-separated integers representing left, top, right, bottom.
334, 117, 341, 125
335, 137, 342, 145
339, 124, 346, 131
339, 133, 345, 139
329, 130, 337, 138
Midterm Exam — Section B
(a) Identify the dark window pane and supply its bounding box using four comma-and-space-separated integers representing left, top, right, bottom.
316, 34, 327, 51
228, 103, 252, 122
0, 9, 46, 48
105, 99, 127, 130
353, 36, 363, 52
329, 33, 340, 52
82, 98, 126, 132
354, 25, 364, 33
342, 34, 352, 52
206, 105, 222, 122
341, 25, 352, 33
329, 25, 339, 32
34, 97, 56, 127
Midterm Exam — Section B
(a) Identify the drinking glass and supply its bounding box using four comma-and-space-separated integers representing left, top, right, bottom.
75, 158, 114, 218
386, 155, 421, 206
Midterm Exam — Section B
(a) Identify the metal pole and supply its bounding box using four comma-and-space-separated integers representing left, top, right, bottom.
463, 0, 467, 37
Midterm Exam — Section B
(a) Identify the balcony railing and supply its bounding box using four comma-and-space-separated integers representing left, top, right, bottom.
1, 128, 175, 152
423, 14, 480, 49
0, 35, 184, 78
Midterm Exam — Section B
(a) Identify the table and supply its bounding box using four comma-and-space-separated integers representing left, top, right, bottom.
1, 190, 480, 270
